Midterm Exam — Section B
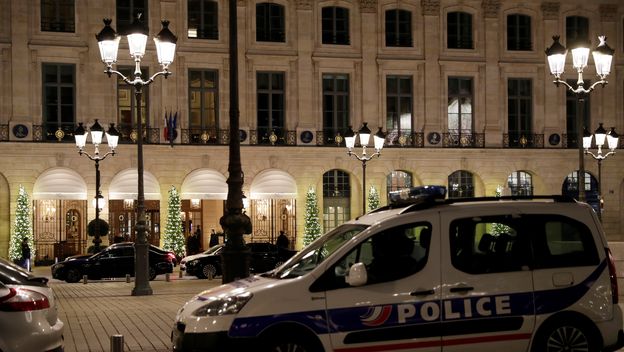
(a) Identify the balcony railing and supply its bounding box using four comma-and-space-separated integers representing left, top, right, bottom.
442, 132, 485, 148
503, 133, 544, 148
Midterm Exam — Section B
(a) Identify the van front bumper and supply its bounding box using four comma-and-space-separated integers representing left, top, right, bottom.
172, 322, 252, 351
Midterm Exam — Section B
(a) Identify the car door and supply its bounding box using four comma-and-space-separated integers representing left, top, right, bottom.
440, 211, 535, 352
322, 220, 442, 352
92, 248, 118, 278
249, 243, 273, 273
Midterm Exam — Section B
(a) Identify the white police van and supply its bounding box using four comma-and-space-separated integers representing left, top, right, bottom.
172, 186, 624, 352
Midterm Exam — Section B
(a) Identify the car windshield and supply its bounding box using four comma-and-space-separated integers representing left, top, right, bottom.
270, 224, 367, 279
204, 244, 224, 255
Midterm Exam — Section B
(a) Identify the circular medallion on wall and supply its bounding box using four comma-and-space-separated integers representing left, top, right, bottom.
548, 133, 561, 146
300, 130, 313, 144
12, 124, 29, 139
427, 132, 441, 145
239, 129, 247, 142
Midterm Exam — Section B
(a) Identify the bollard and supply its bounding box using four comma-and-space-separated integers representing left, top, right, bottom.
110, 334, 124, 352
165, 273, 170, 282
126, 274, 131, 283
178, 269, 183, 278
83, 275, 88, 284
208, 271, 213, 281
55, 257, 58, 264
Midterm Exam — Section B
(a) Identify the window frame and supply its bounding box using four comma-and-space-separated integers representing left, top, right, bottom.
386, 75, 413, 145
116, 0, 148, 35
447, 170, 474, 198
447, 11, 473, 49
42, 63, 76, 142
256, 71, 285, 144
322, 73, 350, 143
506, 14, 532, 51
322, 6, 350, 45
188, 69, 219, 132
447, 76, 474, 138
256, 2, 286, 43
323, 169, 351, 233
117, 66, 150, 141
41, 0, 75, 33
187, 0, 219, 40
385, 9, 412, 47
507, 78, 533, 146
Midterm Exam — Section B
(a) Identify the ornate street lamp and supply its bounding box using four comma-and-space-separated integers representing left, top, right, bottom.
345, 123, 386, 214
545, 35, 614, 202
219, 0, 252, 284
74, 120, 119, 252
96, 15, 177, 296
583, 124, 619, 220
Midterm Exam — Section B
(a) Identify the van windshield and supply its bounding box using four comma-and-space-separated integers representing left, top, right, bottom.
271, 224, 368, 279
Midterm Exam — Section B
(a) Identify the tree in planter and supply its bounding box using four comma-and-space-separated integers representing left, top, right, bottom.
163, 185, 185, 258
303, 187, 322, 247
9, 185, 34, 263
87, 218, 109, 253
367, 185, 380, 212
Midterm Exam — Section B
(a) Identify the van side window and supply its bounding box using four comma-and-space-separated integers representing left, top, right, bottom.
450, 216, 529, 274
335, 223, 431, 287
532, 216, 599, 268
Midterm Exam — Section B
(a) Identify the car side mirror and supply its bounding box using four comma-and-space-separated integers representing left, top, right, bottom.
345, 262, 368, 287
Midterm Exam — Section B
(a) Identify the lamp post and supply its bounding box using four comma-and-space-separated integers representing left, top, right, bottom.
219, 0, 252, 284
96, 15, 177, 296
345, 123, 386, 214
74, 120, 119, 252
583, 123, 619, 220
545, 35, 614, 202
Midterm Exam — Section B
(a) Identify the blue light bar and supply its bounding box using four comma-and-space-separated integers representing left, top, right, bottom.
388, 185, 447, 204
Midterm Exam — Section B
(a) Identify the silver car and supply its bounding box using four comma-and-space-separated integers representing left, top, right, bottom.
0, 258, 64, 352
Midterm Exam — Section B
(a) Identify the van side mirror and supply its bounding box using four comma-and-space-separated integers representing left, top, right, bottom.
345, 262, 367, 287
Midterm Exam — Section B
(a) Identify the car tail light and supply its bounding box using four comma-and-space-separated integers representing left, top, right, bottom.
606, 248, 619, 304
0, 288, 50, 312
167, 253, 176, 263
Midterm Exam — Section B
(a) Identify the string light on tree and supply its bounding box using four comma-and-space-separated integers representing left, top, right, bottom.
367, 185, 380, 212
162, 185, 185, 258
303, 187, 322, 247
9, 185, 34, 262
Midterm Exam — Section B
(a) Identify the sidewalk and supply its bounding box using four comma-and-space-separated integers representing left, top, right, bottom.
35, 266, 221, 352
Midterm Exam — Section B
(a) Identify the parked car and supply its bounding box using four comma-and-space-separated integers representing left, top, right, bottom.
184, 242, 296, 279
51, 242, 176, 283
0, 257, 64, 352
179, 244, 224, 274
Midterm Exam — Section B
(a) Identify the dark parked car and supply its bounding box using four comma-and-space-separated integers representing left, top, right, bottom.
51, 242, 177, 283
184, 242, 297, 279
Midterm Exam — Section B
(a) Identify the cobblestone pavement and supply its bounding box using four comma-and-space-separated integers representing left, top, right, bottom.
36, 266, 220, 352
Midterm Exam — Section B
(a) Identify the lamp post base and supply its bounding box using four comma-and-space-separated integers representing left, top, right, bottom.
220, 211, 252, 283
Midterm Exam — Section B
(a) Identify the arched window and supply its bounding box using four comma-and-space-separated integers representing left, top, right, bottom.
507, 171, 533, 196
386, 170, 412, 201
448, 170, 474, 198
323, 170, 351, 232
562, 171, 599, 212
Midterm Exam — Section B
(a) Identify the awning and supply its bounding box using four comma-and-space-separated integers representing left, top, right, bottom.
33, 167, 87, 200
249, 169, 297, 199
108, 168, 161, 200
181, 168, 228, 199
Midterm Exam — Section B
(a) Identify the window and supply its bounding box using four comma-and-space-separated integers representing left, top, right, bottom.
507, 14, 531, 51
448, 170, 474, 198
329, 223, 431, 287
448, 77, 473, 140
450, 215, 529, 274
117, 0, 147, 35
188, 69, 218, 141
385, 9, 412, 47
322, 6, 350, 45
386, 170, 412, 197
323, 170, 350, 232
257, 72, 285, 144
322, 74, 349, 143
566, 16, 589, 45
42, 63, 75, 142
187, 0, 218, 39
256, 3, 285, 42
508, 78, 532, 147
533, 216, 599, 269
447, 11, 472, 49
117, 66, 149, 141
41, 0, 75, 33
386, 76, 413, 145
562, 171, 599, 212
507, 171, 533, 196
565, 79, 590, 148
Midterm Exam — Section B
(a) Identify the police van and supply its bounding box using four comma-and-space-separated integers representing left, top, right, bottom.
172, 186, 624, 352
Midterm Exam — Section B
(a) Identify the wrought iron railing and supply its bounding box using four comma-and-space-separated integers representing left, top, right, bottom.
442, 132, 485, 148
503, 133, 544, 148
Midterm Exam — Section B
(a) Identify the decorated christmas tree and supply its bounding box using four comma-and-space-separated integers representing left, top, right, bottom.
162, 185, 185, 258
303, 187, 322, 247
9, 185, 34, 262
367, 185, 380, 211
492, 185, 512, 235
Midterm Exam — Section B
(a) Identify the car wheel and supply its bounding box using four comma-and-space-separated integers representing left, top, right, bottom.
202, 264, 217, 279
531, 318, 598, 352
66, 268, 82, 283
148, 266, 157, 281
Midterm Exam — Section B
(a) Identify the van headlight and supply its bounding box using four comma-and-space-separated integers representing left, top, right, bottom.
193, 292, 253, 317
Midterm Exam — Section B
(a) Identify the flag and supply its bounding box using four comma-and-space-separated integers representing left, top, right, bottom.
168, 111, 177, 147
163, 111, 170, 140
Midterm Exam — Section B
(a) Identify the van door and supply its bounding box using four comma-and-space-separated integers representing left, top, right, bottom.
320, 221, 442, 351
440, 213, 535, 352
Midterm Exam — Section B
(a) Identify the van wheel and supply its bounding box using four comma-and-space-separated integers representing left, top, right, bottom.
532, 319, 599, 352
261, 328, 323, 352
66, 268, 82, 283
